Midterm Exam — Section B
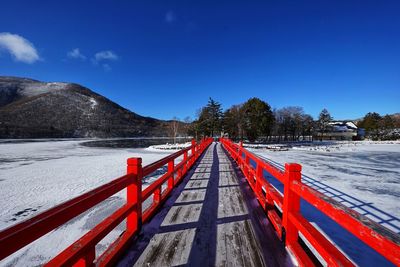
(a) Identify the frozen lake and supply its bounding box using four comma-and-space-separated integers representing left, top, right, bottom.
0, 140, 399, 266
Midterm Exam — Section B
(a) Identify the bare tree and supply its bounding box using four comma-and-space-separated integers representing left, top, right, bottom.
274, 106, 313, 142
183, 116, 192, 137
169, 116, 180, 144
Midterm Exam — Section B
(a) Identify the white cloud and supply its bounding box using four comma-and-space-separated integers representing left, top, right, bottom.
94, 50, 118, 62
165, 10, 176, 24
67, 48, 86, 60
92, 50, 118, 71
0, 32, 40, 63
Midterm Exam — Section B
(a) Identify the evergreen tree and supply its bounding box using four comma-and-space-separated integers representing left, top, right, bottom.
381, 114, 394, 130
241, 98, 274, 142
317, 108, 332, 140
197, 98, 223, 137
223, 104, 244, 140
207, 98, 223, 136
358, 112, 382, 139
358, 112, 381, 132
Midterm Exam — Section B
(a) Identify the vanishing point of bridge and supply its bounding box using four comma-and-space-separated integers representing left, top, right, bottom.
0, 138, 399, 266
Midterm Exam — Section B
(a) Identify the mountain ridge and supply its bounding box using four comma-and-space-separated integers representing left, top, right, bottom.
0, 76, 175, 138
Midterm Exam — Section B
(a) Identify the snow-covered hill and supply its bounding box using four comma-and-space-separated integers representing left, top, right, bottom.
0, 76, 175, 138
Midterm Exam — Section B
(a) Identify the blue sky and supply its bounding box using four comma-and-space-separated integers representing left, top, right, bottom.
0, 0, 399, 120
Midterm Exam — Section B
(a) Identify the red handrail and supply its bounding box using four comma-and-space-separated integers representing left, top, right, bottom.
220, 138, 400, 266
0, 138, 213, 266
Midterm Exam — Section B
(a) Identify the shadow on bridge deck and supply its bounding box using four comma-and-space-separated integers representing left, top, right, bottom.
118, 142, 291, 267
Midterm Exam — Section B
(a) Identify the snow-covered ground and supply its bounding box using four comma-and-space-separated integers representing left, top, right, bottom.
0, 140, 178, 266
146, 141, 192, 151
249, 141, 400, 266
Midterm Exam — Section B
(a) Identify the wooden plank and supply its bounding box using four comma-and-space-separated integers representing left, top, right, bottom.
216, 220, 265, 267
175, 189, 207, 203
185, 179, 209, 189
133, 228, 197, 266
217, 186, 248, 218
161, 204, 203, 226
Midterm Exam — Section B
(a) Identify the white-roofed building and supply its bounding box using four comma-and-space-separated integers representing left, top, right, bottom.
316, 121, 362, 140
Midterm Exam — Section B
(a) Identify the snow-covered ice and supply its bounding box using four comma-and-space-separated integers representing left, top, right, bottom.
146, 141, 192, 151
0, 140, 178, 266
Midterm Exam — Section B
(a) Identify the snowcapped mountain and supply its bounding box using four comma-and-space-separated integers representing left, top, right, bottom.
0, 76, 173, 138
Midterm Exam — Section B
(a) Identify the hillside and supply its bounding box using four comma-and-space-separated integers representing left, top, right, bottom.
0, 76, 173, 138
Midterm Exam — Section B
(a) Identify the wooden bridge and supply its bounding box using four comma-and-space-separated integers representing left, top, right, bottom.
0, 138, 399, 266
118, 142, 287, 266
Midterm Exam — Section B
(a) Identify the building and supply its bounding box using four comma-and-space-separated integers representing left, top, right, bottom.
316, 121, 363, 140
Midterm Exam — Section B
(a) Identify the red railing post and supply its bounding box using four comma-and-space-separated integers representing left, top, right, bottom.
180, 166, 183, 180
282, 163, 302, 247
196, 141, 200, 158
127, 157, 142, 233
168, 159, 175, 191
191, 139, 196, 164
153, 186, 161, 203
237, 143, 242, 164
191, 139, 196, 152
244, 154, 250, 178
183, 151, 188, 173
73, 248, 95, 267
256, 162, 263, 198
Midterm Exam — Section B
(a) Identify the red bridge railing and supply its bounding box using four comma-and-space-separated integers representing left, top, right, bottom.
0, 138, 213, 266
220, 138, 400, 266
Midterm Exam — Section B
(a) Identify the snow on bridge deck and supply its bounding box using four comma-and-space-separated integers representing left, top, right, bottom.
118, 142, 290, 267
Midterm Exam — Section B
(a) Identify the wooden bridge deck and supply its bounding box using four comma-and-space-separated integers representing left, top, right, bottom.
118, 142, 289, 267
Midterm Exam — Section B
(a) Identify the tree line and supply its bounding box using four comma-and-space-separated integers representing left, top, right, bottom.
171, 98, 399, 142
358, 112, 400, 140
187, 97, 326, 142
